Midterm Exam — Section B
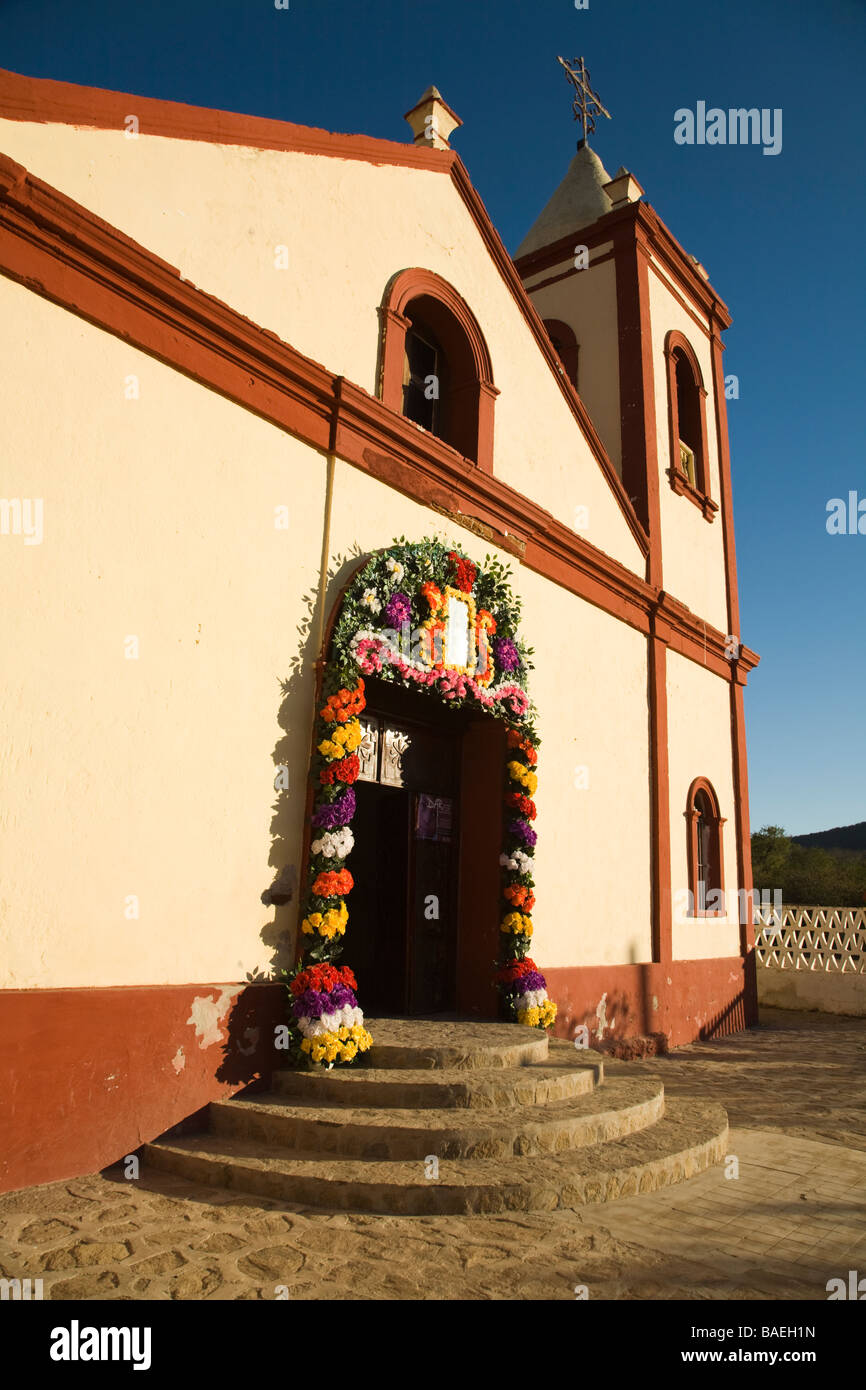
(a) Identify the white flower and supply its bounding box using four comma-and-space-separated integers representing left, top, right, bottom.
520, 989, 547, 1009
361, 588, 381, 614
514, 850, 534, 875
499, 853, 518, 871
333, 827, 354, 858
311, 827, 354, 860
385, 557, 405, 584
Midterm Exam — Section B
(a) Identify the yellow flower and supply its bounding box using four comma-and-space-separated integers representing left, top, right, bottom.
501, 912, 532, 936
343, 1042, 357, 1061
318, 738, 342, 760
300, 1038, 312, 1053
341, 720, 362, 752
523, 771, 538, 795
518, 1006, 541, 1027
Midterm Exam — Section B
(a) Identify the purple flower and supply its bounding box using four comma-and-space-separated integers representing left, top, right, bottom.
494, 637, 521, 673
512, 971, 546, 994
509, 818, 537, 848
292, 982, 359, 1020
292, 989, 330, 1020
384, 591, 411, 628
312, 786, 356, 829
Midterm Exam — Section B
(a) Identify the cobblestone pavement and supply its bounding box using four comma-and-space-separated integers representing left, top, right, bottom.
1, 1008, 864, 1301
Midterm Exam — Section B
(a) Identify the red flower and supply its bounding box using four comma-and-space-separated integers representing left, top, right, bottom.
448, 551, 477, 592
505, 791, 537, 819
291, 961, 359, 997
494, 957, 537, 985
320, 752, 360, 785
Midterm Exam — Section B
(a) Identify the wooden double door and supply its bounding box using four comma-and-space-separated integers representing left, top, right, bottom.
346, 676, 503, 1017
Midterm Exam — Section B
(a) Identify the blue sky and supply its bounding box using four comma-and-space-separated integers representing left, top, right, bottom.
2, 0, 864, 836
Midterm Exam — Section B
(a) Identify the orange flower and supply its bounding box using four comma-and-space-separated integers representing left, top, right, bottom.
504, 884, 536, 911
312, 869, 354, 898
320, 679, 366, 723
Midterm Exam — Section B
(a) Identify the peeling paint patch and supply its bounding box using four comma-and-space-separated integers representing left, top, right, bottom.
186, 987, 240, 1049
652, 995, 659, 1012
172, 1048, 185, 1073
594, 992, 615, 1040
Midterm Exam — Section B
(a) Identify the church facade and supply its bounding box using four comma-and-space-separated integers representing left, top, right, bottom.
0, 69, 758, 1193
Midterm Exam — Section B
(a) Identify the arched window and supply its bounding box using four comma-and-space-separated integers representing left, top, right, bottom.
664, 331, 717, 521
378, 269, 497, 473
686, 777, 726, 917
543, 318, 579, 391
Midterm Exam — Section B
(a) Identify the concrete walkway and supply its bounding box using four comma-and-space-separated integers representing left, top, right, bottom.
2, 1007, 864, 1300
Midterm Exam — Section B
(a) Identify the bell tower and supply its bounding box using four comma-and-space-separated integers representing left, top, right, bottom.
515, 58, 755, 979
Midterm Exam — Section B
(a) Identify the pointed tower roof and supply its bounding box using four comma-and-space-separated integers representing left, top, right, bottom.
515, 142, 613, 259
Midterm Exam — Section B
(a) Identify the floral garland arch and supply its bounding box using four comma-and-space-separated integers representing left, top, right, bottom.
285, 537, 557, 1067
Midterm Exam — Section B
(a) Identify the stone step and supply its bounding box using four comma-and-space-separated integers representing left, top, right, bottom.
144, 1098, 728, 1214
208, 1077, 661, 1159
361, 1018, 549, 1071
271, 1053, 602, 1110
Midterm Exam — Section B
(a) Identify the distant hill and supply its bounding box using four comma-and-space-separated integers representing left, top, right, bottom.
791, 821, 866, 853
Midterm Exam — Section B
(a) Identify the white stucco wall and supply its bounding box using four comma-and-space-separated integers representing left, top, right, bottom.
647, 262, 730, 632
666, 648, 741, 960
0, 114, 644, 577
0, 274, 653, 988
0, 279, 325, 989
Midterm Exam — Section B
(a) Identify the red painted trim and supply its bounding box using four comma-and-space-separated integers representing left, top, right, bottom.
648, 626, 672, 962
0, 981, 285, 1194
709, 331, 741, 644
685, 776, 727, 918
614, 219, 673, 965
379, 267, 497, 473
521, 245, 617, 296
647, 257, 714, 343
667, 463, 719, 521
515, 200, 732, 333
664, 329, 716, 521
0, 66, 452, 171
709, 323, 755, 961
0, 153, 757, 685
545, 954, 758, 1049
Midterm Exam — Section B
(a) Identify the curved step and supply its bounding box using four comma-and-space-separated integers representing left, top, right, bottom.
144, 1098, 728, 1214
209, 1078, 662, 1159
363, 1018, 549, 1071
271, 1053, 602, 1110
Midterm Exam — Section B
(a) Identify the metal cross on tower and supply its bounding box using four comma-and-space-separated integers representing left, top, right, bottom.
557, 55, 611, 145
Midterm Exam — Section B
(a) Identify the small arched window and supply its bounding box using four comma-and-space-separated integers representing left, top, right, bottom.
686, 778, 726, 917
664, 331, 717, 521
543, 318, 579, 391
379, 269, 497, 473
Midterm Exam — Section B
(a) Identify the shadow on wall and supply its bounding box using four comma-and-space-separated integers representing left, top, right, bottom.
215, 983, 287, 1088
554, 948, 754, 1053
259, 546, 366, 982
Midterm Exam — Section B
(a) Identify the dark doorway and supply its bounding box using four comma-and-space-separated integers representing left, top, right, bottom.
346, 677, 503, 1017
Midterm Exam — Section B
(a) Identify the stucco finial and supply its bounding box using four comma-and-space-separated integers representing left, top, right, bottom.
403, 86, 462, 151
